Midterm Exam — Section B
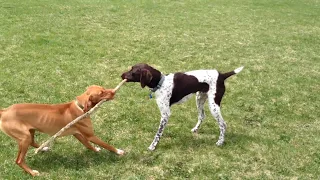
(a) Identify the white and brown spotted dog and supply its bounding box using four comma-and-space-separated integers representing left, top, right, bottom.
121, 63, 243, 151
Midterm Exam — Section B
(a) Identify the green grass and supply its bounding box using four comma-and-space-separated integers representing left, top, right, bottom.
0, 0, 319, 179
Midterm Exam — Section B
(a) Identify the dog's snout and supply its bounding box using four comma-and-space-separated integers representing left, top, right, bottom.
121, 73, 126, 80
122, 72, 133, 81
103, 91, 115, 100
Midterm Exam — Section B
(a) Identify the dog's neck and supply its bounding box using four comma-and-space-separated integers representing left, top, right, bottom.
74, 99, 84, 112
146, 67, 163, 89
150, 74, 165, 92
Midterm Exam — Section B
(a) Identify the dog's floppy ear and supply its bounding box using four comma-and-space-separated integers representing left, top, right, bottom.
76, 93, 92, 112
140, 69, 153, 88
83, 95, 93, 112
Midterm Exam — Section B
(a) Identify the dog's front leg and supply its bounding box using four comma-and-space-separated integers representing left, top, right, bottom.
148, 100, 171, 151
148, 116, 169, 151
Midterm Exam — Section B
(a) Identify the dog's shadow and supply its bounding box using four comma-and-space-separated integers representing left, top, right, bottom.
161, 129, 269, 151
29, 149, 121, 172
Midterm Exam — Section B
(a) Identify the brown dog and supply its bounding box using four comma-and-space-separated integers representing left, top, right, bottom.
0, 85, 124, 176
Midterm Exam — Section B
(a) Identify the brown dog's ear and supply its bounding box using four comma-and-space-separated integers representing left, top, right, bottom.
83, 95, 92, 112
76, 93, 92, 112
140, 69, 153, 88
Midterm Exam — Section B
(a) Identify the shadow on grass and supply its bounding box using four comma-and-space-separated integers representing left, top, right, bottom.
28, 149, 122, 172
160, 130, 271, 151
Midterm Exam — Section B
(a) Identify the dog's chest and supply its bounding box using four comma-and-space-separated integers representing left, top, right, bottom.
0, 119, 8, 136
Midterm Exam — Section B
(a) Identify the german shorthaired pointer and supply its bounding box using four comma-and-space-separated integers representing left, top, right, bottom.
121, 63, 243, 151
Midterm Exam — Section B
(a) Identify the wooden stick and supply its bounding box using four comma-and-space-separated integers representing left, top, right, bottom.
35, 79, 127, 154
112, 79, 127, 93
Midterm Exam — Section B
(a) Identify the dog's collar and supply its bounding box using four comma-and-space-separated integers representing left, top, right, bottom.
74, 100, 84, 111
150, 74, 165, 92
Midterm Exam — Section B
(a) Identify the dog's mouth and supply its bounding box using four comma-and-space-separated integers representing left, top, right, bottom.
102, 93, 114, 100
121, 73, 134, 82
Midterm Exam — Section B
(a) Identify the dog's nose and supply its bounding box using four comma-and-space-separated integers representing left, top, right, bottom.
121, 73, 126, 80
121, 73, 128, 79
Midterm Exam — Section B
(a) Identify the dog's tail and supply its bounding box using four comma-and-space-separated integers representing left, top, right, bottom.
221, 66, 244, 80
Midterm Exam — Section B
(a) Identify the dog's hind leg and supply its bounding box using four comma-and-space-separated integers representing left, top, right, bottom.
191, 92, 208, 133
16, 135, 39, 176
208, 93, 227, 146
30, 129, 50, 152
29, 129, 39, 148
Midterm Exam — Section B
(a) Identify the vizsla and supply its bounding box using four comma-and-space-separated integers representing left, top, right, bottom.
0, 85, 124, 176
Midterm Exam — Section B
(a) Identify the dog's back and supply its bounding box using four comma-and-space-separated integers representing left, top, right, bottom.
0, 102, 78, 136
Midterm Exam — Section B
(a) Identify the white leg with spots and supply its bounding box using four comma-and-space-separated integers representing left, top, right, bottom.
148, 98, 171, 151
191, 92, 208, 133
208, 93, 226, 146
148, 115, 169, 151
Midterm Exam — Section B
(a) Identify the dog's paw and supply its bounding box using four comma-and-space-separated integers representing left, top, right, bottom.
41, 146, 50, 152
191, 128, 198, 133
216, 140, 224, 146
116, 149, 125, 155
31, 170, 40, 176
95, 147, 101, 152
148, 146, 156, 151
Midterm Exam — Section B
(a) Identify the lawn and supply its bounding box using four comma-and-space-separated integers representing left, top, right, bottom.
0, 0, 319, 179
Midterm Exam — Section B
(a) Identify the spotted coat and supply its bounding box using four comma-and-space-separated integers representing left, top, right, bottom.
121, 63, 244, 151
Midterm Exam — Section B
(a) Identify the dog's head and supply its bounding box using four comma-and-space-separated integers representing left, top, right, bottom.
77, 85, 115, 112
121, 63, 160, 88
